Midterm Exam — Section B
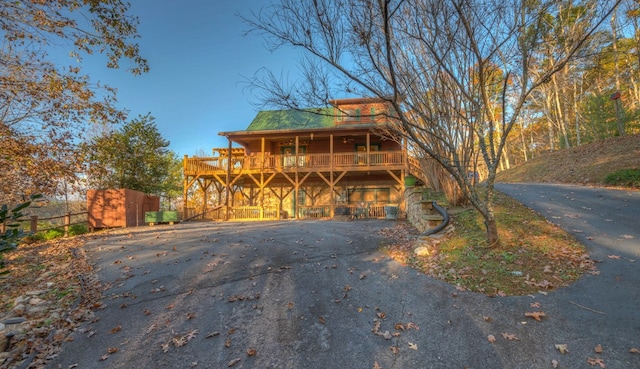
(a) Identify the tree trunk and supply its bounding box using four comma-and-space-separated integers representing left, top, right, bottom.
519, 118, 528, 162
552, 74, 571, 148
573, 77, 581, 146
468, 179, 500, 248
485, 215, 500, 248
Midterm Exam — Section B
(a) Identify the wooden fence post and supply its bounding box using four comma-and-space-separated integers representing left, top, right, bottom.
64, 212, 71, 237
30, 215, 38, 234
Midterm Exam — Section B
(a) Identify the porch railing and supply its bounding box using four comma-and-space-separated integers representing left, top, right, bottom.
196, 204, 390, 221
184, 151, 405, 175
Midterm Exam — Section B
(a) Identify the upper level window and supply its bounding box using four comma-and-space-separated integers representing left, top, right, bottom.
339, 108, 362, 123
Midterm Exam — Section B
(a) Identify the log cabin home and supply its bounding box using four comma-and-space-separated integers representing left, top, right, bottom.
182, 97, 426, 220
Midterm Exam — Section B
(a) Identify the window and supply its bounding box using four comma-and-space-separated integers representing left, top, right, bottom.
281, 146, 307, 167
348, 188, 390, 204
341, 108, 362, 123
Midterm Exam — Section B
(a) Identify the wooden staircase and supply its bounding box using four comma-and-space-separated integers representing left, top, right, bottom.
407, 156, 428, 186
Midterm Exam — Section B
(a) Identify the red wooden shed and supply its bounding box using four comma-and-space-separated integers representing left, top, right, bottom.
87, 189, 160, 228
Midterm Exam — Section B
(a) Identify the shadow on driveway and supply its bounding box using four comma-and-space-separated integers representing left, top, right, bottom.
48, 217, 640, 369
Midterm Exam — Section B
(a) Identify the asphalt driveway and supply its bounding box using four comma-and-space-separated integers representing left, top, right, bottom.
47, 186, 640, 369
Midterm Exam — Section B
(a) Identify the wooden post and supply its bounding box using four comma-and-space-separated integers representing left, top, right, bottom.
329, 134, 335, 217
183, 155, 188, 221
226, 138, 232, 221
64, 212, 71, 237
30, 215, 38, 234
294, 136, 299, 219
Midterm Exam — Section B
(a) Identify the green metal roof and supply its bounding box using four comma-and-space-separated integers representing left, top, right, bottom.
246, 108, 335, 131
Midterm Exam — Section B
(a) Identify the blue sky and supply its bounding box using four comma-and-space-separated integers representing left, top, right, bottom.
81, 0, 301, 156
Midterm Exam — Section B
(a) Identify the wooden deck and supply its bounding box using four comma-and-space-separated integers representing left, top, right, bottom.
184, 151, 406, 176
182, 150, 425, 221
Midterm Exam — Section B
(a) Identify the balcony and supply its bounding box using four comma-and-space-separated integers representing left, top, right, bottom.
184, 151, 406, 176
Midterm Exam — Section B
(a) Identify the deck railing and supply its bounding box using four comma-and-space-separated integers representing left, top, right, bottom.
196, 204, 391, 221
184, 151, 405, 175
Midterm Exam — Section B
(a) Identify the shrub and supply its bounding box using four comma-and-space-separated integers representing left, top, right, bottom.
69, 224, 88, 236
1, 194, 42, 273
26, 224, 89, 243
604, 169, 640, 187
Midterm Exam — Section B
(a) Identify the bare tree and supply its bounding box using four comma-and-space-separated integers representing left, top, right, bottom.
243, 0, 619, 246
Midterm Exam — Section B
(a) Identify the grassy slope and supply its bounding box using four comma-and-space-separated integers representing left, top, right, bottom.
495, 134, 640, 186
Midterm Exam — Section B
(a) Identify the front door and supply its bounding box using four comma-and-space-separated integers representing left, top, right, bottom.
281, 145, 307, 167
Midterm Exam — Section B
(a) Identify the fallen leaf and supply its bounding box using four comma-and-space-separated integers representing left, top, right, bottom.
555, 344, 569, 354
372, 319, 381, 334
107, 347, 118, 354
483, 316, 493, 322
108, 325, 122, 334
524, 311, 546, 321
530, 302, 541, 308
246, 348, 257, 356
406, 322, 420, 330
206, 331, 220, 338
390, 346, 399, 355
608, 255, 621, 259
186, 312, 196, 320
228, 358, 241, 367
586, 357, 605, 368
595, 344, 603, 353
161, 343, 170, 353
173, 336, 186, 347
394, 323, 405, 331
143, 309, 151, 316
487, 334, 496, 343
319, 316, 326, 324
377, 311, 387, 319
408, 342, 418, 350
551, 359, 559, 368
630, 348, 640, 354
99, 354, 110, 361
501, 332, 519, 341
373, 361, 382, 369
186, 329, 199, 341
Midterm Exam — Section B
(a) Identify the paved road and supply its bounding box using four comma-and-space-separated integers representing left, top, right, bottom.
495, 183, 640, 259
47, 185, 640, 369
